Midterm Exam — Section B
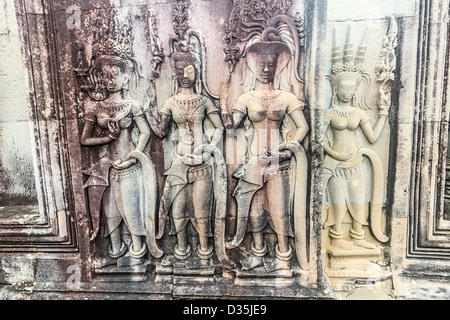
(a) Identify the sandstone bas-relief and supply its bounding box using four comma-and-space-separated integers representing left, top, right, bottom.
72, 0, 314, 281
224, 26, 309, 273
322, 17, 397, 286
7, 0, 450, 301
76, 15, 162, 268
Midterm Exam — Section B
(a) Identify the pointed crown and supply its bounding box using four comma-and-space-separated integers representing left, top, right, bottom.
330, 25, 368, 88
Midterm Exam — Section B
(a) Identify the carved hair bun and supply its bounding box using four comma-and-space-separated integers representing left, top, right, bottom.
262, 27, 282, 42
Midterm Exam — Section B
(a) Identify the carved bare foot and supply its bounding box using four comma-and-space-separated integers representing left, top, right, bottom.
331, 238, 354, 250
263, 257, 290, 272
185, 256, 210, 269
353, 239, 377, 249
117, 255, 145, 267
161, 255, 178, 267
94, 257, 117, 269
240, 255, 264, 271
108, 242, 127, 259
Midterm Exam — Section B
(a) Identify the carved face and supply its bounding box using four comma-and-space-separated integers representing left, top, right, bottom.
102, 64, 129, 93
175, 61, 196, 89
253, 54, 278, 84
336, 80, 358, 103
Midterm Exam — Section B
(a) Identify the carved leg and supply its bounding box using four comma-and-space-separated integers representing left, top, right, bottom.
197, 235, 213, 260
174, 229, 192, 260
264, 235, 292, 272
348, 203, 376, 249
241, 232, 265, 271
329, 204, 353, 250
190, 177, 213, 260
350, 223, 376, 249
171, 188, 192, 260
108, 228, 127, 259
102, 188, 126, 260
264, 172, 294, 271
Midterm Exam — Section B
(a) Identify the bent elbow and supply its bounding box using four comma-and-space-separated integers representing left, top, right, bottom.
152, 129, 166, 139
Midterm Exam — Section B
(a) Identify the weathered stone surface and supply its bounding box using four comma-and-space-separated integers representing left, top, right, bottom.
0, 0, 449, 302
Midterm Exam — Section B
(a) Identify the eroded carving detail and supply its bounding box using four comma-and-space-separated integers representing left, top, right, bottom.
148, 10, 165, 79
147, 1, 235, 273
77, 14, 162, 268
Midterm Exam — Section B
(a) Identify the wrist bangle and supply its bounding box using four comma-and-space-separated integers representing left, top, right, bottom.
108, 134, 118, 140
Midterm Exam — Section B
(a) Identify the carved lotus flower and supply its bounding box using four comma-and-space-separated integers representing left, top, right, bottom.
103, 38, 116, 56
92, 42, 103, 57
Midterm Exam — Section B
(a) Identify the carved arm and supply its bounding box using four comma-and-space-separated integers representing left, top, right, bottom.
360, 107, 389, 144
145, 104, 171, 139
80, 120, 118, 146
207, 112, 225, 147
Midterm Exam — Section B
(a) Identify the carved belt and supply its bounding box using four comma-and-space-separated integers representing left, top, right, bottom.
109, 163, 141, 182
187, 162, 213, 183
332, 157, 364, 179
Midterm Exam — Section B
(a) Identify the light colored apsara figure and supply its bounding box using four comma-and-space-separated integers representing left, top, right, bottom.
323, 26, 390, 250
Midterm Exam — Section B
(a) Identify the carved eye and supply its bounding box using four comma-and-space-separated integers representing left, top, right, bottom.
185, 65, 195, 74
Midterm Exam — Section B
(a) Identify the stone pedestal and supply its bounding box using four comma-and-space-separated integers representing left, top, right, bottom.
325, 246, 391, 291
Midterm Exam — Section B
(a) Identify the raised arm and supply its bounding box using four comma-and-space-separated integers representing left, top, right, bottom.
144, 102, 171, 139
359, 107, 389, 144
133, 105, 152, 153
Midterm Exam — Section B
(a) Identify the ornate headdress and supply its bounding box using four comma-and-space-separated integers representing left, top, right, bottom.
74, 13, 141, 100
168, 0, 215, 97
246, 26, 292, 74
91, 15, 138, 74
329, 25, 368, 89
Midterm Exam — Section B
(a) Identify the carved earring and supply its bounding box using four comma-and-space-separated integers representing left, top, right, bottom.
332, 88, 338, 107
122, 79, 129, 92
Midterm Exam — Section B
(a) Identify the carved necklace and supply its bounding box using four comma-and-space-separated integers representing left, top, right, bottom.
249, 91, 282, 108
173, 95, 204, 145
98, 103, 132, 122
330, 106, 357, 119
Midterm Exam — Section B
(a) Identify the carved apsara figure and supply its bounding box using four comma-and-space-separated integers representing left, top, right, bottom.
323, 26, 390, 249
80, 20, 162, 266
226, 27, 309, 272
147, 39, 234, 269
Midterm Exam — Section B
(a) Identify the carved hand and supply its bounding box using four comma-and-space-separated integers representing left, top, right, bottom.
221, 112, 233, 129
182, 153, 204, 166
378, 103, 389, 117
107, 120, 120, 140
258, 149, 272, 165
331, 148, 353, 161
276, 150, 294, 163
258, 149, 292, 165
112, 157, 137, 170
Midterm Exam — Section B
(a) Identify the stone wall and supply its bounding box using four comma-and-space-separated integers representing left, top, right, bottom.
0, 0, 448, 301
